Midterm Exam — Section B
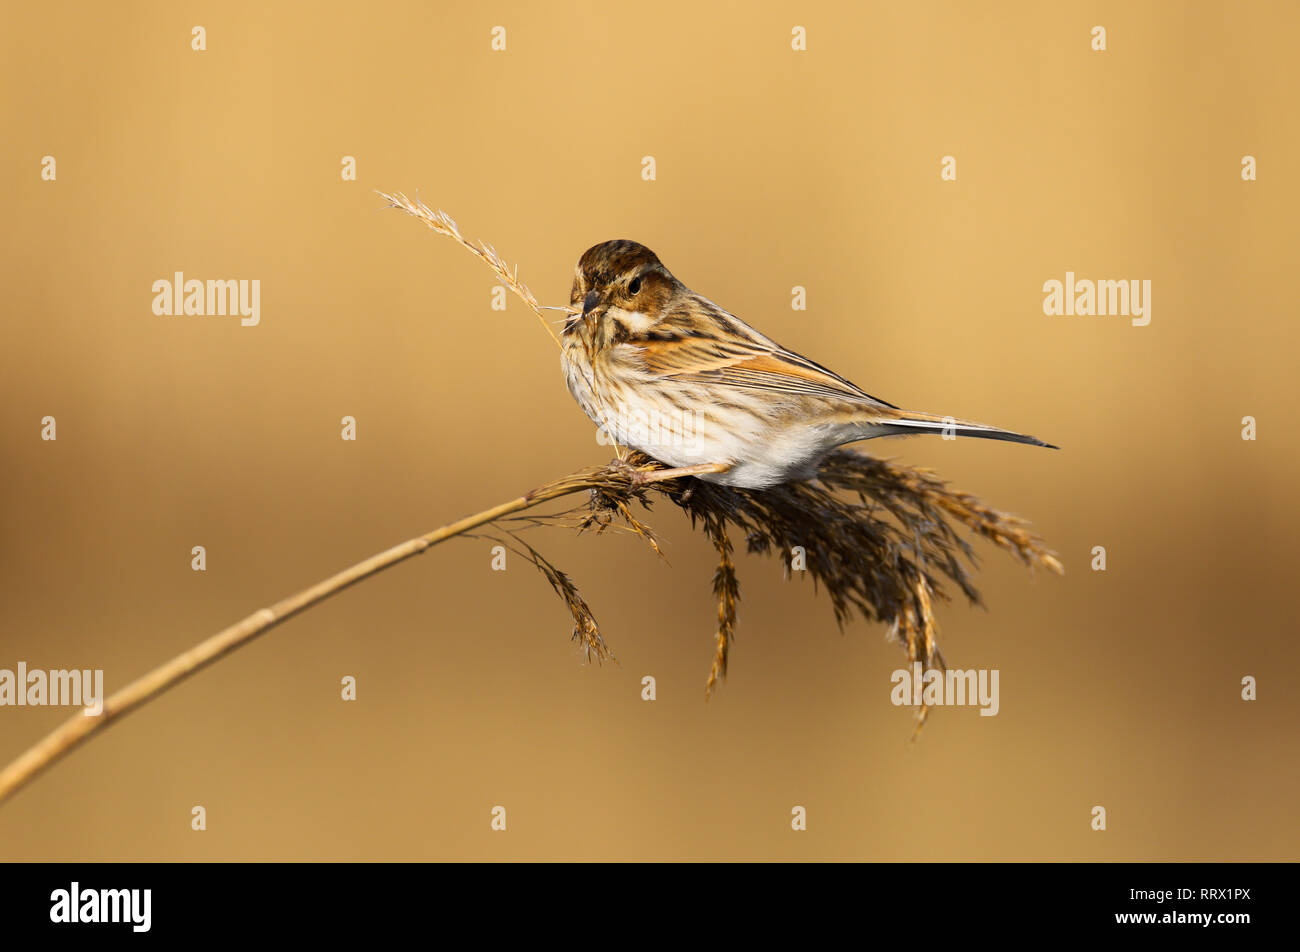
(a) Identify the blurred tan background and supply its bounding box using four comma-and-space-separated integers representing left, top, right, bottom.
2, 0, 1296, 861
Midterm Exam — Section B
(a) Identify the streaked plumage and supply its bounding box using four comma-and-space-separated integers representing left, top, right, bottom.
562, 240, 1055, 489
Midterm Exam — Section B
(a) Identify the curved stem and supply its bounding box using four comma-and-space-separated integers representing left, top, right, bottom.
0, 468, 612, 806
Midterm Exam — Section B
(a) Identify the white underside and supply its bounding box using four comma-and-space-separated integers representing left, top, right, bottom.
562, 350, 878, 488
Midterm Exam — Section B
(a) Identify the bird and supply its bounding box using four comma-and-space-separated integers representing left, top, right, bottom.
561, 240, 1056, 489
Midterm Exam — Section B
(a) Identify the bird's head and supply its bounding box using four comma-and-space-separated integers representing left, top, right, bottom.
567, 240, 678, 341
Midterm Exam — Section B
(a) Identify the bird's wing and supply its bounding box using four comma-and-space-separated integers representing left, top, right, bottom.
635, 320, 899, 409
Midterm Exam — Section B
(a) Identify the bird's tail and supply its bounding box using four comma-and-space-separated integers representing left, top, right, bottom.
860, 408, 1058, 449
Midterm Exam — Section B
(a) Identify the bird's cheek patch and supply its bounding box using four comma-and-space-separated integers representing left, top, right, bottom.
606, 307, 657, 336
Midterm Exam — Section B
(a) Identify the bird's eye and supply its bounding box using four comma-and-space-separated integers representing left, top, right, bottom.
628, 276, 642, 295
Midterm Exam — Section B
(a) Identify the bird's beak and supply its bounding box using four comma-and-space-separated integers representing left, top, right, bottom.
582, 290, 600, 319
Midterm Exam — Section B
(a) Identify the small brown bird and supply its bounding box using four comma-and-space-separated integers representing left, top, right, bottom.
562, 240, 1055, 489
